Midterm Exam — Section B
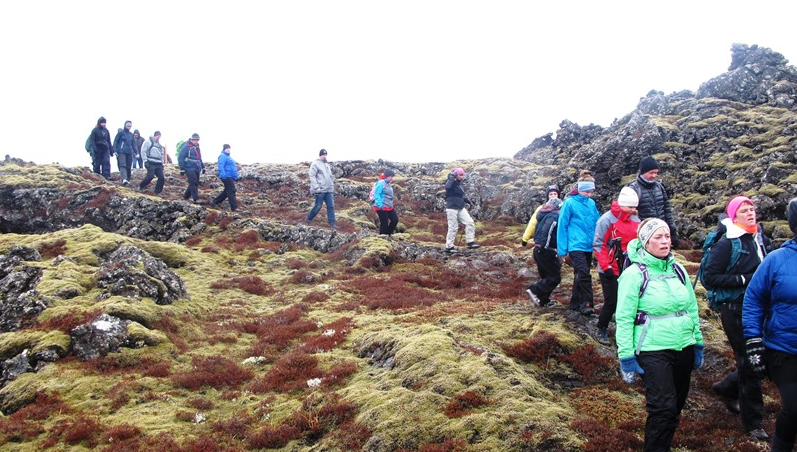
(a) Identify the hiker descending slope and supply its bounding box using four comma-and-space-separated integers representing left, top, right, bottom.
211, 144, 239, 212
138, 131, 166, 195
373, 168, 398, 236
90, 116, 113, 179
705, 196, 771, 441
743, 198, 797, 452
525, 197, 563, 308
522, 185, 560, 247
616, 218, 704, 452
304, 149, 336, 229
178, 133, 205, 204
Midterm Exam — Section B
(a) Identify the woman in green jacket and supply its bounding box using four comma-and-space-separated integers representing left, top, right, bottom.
616, 218, 704, 452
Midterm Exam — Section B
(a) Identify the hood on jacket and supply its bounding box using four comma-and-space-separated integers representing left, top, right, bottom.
610, 200, 637, 222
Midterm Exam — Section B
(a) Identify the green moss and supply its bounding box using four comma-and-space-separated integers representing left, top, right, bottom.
126, 322, 169, 347
0, 331, 50, 361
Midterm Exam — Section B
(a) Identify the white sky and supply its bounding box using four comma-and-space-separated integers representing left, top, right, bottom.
2, 1, 796, 167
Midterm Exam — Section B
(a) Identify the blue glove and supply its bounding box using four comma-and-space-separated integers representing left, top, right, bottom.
619, 356, 645, 384
693, 344, 704, 370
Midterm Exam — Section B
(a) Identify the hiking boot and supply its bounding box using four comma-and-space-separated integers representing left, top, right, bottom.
748, 428, 769, 441
445, 247, 457, 254
594, 328, 611, 345
526, 289, 541, 307
580, 306, 594, 316
122, 179, 130, 186
712, 382, 740, 414
466, 242, 480, 249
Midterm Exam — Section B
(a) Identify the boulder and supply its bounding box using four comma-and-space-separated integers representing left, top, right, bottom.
95, 244, 189, 304
70, 314, 130, 360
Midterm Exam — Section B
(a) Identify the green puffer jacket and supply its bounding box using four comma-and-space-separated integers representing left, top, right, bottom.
616, 238, 703, 359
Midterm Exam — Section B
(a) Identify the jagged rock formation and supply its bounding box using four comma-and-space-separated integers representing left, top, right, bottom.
70, 314, 131, 360
0, 246, 48, 333
96, 244, 189, 304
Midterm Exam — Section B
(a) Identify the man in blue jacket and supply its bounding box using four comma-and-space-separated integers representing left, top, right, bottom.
557, 177, 600, 315
743, 198, 797, 452
178, 133, 205, 203
112, 120, 136, 185
211, 144, 238, 211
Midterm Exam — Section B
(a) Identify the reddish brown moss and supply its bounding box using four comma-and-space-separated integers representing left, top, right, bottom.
210, 275, 275, 296
397, 438, 468, 452
38, 238, 67, 259
248, 350, 322, 393
171, 355, 254, 391
503, 331, 564, 366
246, 424, 301, 449
443, 390, 491, 418
560, 344, 616, 383
300, 317, 354, 352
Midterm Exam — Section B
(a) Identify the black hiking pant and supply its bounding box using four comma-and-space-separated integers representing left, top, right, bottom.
567, 251, 593, 311
213, 178, 238, 211
376, 209, 398, 235
530, 247, 561, 304
139, 162, 164, 194
638, 347, 695, 452
597, 272, 619, 330
183, 170, 200, 202
94, 149, 111, 179
714, 302, 764, 432
767, 349, 797, 451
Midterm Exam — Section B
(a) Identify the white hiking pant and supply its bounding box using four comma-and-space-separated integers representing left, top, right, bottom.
446, 208, 475, 248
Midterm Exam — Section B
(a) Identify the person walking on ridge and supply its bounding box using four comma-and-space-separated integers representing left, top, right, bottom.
444, 168, 479, 253
373, 168, 398, 236
304, 149, 336, 228
211, 144, 239, 212
90, 116, 113, 179
138, 131, 166, 195
132, 129, 145, 169
178, 133, 205, 203
112, 120, 136, 185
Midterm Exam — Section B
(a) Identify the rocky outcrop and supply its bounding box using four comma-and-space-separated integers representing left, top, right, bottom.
70, 314, 131, 360
96, 244, 189, 304
0, 246, 48, 333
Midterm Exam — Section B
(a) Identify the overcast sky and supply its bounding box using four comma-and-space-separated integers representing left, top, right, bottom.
2, 1, 796, 168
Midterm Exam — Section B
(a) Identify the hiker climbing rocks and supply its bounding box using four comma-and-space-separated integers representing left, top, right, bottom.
178, 133, 205, 204
444, 168, 479, 253
304, 149, 336, 228
211, 144, 239, 212
592, 186, 640, 344
743, 198, 797, 452
616, 218, 704, 452
706, 196, 771, 441
556, 170, 599, 315
627, 155, 679, 248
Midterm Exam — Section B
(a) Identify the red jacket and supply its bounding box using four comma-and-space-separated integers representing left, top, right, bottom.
592, 200, 640, 274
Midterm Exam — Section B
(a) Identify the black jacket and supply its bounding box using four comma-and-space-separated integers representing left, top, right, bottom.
627, 175, 679, 246
703, 223, 770, 302
91, 124, 112, 154
444, 175, 471, 210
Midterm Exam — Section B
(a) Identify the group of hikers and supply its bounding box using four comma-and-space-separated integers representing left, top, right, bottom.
520, 156, 797, 452
86, 117, 239, 211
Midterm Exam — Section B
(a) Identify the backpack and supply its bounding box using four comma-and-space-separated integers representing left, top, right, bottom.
85, 134, 94, 153
694, 226, 747, 311
175, 140, 185, 155
369, 179, 382, 202
533, 209, 558, 249
632, 262, 688, 299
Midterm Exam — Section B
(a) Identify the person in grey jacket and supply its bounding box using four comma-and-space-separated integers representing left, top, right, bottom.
304, 149, 335, 228
138, 131, 165, 195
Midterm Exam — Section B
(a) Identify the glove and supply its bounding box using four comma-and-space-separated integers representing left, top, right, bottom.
179, 170, 185, 176
521, 240, 528, 247
693, 344, 704, 370
745, 337, 766, 379
202, 168, 206, 174
603, 268, 617, 279
619, 356, 645, 384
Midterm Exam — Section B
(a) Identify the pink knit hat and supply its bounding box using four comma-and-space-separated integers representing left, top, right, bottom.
726, 196, 753, 221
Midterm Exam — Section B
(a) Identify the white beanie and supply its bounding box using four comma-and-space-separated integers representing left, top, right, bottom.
617, 187, 639, 207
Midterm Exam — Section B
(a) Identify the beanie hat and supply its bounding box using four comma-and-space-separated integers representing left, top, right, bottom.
124, 120, 132, 127
383, 168, 395, 177
577, 181, 595, 192
546, 185, 560, 196
319, 149, 327, 156
153, 131, 161, 136
639, 156, 660, 174
726, 196, 753, 221
547, 198, 563, 209
452, 168, 465, 177
617, 186, 640, 207
191, 133, 200, 140
223, 144, 231, 150
97, 116, 106, 125
638, 218, 669, 247
789, 198, 797, 235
